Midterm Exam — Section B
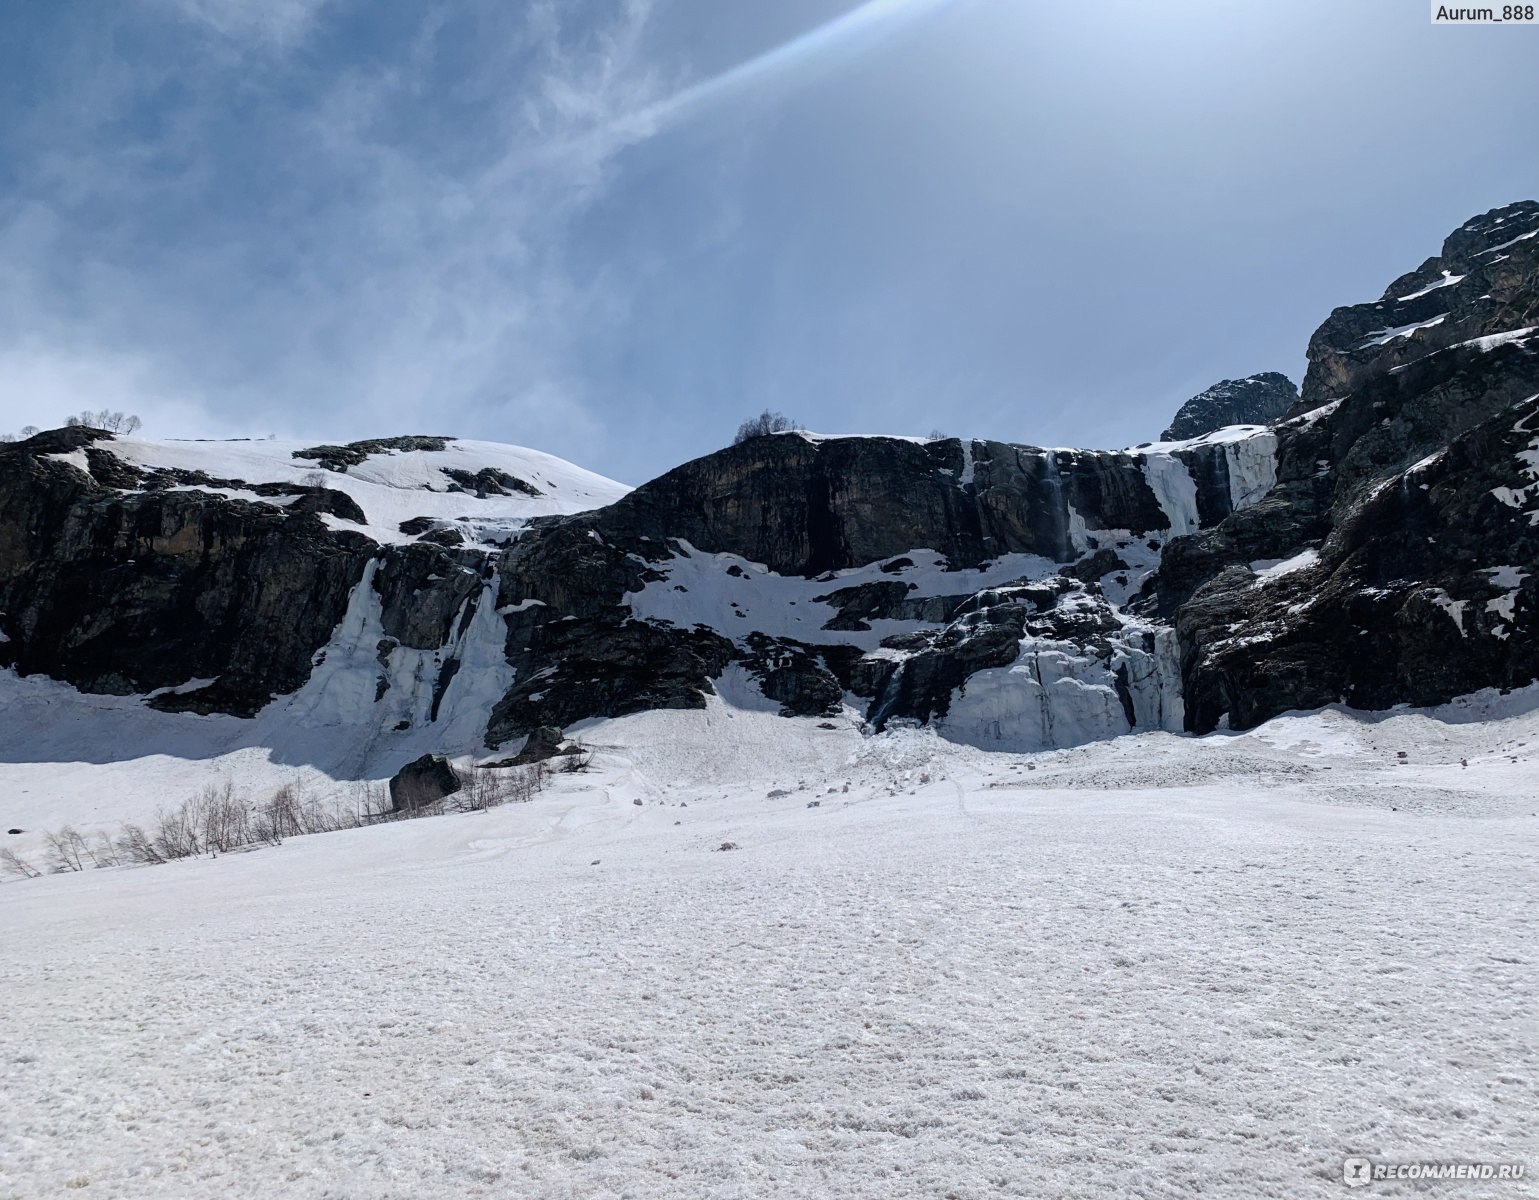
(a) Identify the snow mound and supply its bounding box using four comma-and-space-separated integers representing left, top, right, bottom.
104, 435, 631, 545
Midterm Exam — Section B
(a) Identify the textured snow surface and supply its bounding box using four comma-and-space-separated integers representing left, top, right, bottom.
104, 436, 631, 545
3, 692, 1536, 1199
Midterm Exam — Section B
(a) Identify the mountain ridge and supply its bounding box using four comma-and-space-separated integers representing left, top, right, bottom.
2, 201, 1535, 772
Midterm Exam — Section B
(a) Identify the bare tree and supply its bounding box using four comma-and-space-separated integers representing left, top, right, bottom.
200, 781, 250, 854
153, 797, 204, 860
44, 827, 88, 873
0, 847, 42, 880
89, 832, 121, 868
115, 825, 166, 865
64, 410, 143, 434
733, 410, 798, 445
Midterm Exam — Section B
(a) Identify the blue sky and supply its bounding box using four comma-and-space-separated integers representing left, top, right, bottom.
1, 0, 1535, 484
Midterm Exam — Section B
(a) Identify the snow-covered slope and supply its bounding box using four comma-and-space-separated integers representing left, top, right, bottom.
2, 689, 1535, 1199
105, 435, 631, 545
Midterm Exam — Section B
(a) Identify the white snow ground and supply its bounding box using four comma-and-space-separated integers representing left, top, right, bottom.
2, 688, 1536, 1199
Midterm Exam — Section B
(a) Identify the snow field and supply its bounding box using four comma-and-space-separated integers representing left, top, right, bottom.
96, 436, 632, 546
3, 695, 1536, 1199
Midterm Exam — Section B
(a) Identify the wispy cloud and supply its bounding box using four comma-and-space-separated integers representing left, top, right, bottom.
152, 0, 339, 48
0, 0, 672, 470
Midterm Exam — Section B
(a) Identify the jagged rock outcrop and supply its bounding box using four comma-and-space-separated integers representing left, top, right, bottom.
1299, 201, 1539, 409
1156, 200, 1539, 730
1161, 373, 1298, 441
294, 436, 454, 473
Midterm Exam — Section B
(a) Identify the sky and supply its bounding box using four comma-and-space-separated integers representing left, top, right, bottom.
0, 0, 1535, 485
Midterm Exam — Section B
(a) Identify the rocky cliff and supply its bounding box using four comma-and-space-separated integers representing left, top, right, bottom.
2, 202, 1535, 767
1161, 373, 1299, 441
1151, 200, 1539, 729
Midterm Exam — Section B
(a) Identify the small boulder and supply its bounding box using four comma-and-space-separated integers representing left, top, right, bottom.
388, 753, 462, 812
512, 725, 571, 765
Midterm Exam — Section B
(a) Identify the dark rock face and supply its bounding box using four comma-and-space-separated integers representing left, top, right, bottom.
738, 634, 853, 718
486, 616, 736, 742
1299, 200, 1539, 409
1161, 200, 1539, 731
0, 430, 376, 716
0, 431, 506, 723
1161, 373, 1298, 441
587, 434, 1243, 577
389, 753, 462, 811
441, 467, 540, 498
292, 436, 454, 473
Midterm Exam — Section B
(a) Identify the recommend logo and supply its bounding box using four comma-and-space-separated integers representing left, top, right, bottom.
1343, 1158, 1526, 1187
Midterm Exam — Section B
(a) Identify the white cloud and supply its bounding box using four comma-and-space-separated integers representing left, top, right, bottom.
0, 0, 673, 469
154, 0, 337, 47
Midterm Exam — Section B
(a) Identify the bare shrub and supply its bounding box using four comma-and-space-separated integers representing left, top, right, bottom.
115, 824, 165, 865
558, 745, 591, 773
732, 410, 798, 445
457, 768, 502, 812
44, 826, 88, 873
253, 784, 301, 845
153, 796, 204, 860
252, 782, 370, 842
20, 758, 550, 883
519, 761, 551, 798
200, 781, 250, 853
89, 832, 120, 868
0, 847, 42, 880
459, 762, 545, 811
